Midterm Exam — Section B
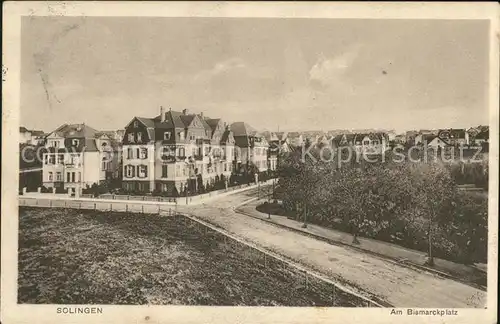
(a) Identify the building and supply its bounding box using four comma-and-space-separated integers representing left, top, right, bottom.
42, 124, 120, 194
230, 122, 270, 174
20, 127, 32, 144
474, 128, 489, 145
468, 126, 489, 146
19, 127, 45, 145
286, 132, 304, 147
437, 129, 469, 146
427, 136, 449, 148
352, 133, 389, 155
121, 107, 235, 195
405, 131, 419, 145
414, 131, 438, 145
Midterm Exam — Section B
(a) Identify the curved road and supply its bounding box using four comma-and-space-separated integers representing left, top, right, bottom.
177, 187, 486, 308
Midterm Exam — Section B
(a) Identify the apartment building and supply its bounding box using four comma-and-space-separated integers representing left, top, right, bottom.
230, 122, 271, 174
42, 124, 120, 194
121, 107, 235, 195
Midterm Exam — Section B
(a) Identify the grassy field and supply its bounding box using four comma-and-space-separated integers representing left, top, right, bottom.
18, 207, 366, 306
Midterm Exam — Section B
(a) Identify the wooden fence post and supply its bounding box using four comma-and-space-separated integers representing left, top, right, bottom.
142, 205, 144, 214
110, 203, 112, 212
126, 204, 128, 213
94, 202, 96, 210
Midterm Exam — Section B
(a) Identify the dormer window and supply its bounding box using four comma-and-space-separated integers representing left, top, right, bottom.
164, 132, 171, 140
137, 132, 142, 142
179, 132, 185, 140
134, 121, 139, 128
72, 139, 80, 146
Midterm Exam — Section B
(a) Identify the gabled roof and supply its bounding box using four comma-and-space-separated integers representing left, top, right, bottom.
205, 118, 221, 133
230, 122, 258, 137
50, 124, 99, 138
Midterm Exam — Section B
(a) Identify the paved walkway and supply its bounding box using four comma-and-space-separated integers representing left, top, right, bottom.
176, 189, 487, 308
237, 199, 487, 290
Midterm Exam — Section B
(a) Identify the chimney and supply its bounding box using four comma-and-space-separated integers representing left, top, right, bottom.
160, 106, 166, 122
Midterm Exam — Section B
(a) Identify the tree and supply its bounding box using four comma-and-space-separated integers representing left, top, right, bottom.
411, 162, 456, 266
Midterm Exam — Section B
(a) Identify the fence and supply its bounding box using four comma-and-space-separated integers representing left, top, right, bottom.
91, 179, 276, 204
177, 212, 391, 308
19, 197, 177, 215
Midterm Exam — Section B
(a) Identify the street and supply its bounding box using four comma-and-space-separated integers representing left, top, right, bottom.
176, 185, 487, 308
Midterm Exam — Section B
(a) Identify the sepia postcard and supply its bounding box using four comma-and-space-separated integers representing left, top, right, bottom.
2, 2, 499, 324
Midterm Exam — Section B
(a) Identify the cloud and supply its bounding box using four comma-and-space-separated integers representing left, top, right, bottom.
309, 45, 361, 89
194, 58, 247, 81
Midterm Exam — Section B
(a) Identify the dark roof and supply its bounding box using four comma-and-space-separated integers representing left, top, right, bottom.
31, 130, 45, 136
475, 130, 489, 140
179, 115, 195, 127
230, 122, 258, 137
205, 118, 220, 133
20, 126, 30, 133
438, 129, 466, 139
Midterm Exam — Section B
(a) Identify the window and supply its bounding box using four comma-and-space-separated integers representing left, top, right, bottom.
101, 158, 107, 171
190, 135, 195, 141
164, 132, 171, 140
162, 146, 175, 158
224, 163, 227, 172
57, 154, 64, 164
182, 166, 187, 176
161, 183, 168, 192
137, 165, 148, 178
140, 147, 148, 159
66, 172, 71, 182
175, 165, 181, 177
134, 121, 139, 128
363, 140, 370, 145
137, 132, 142, 142
179, 147, 185, 157
71, 172, 76, 183
78, 172, 81, 182
48, 172, 53, 181
192, 147, 197, 156
72, 139, 79, 146
127, 147, 133, 159
179, 132, 185, 140
56, 172, 62, 181
162, 165, 168, 178
128, 133, 135, 142
136, 148, 140, 159
48, 154, 55, 165
125, 165, 135, 178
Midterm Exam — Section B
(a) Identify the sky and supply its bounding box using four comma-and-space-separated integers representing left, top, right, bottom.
21, 17, 490, 133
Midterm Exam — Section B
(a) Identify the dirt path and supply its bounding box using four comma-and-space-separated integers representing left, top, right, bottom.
178, 189, 486, 308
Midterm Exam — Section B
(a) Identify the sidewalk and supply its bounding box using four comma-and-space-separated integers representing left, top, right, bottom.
236, 199, 487, 290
